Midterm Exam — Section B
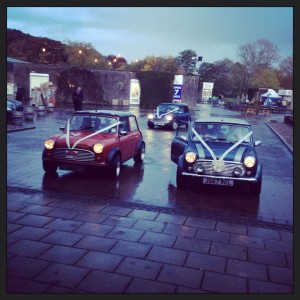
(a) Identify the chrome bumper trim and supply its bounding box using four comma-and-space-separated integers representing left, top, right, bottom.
181, 172, 258, 182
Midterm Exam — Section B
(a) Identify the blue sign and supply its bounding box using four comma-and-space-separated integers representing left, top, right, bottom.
173, 84, 182, 100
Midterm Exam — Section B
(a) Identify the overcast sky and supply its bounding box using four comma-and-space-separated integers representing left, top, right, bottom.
7, 7, 293, 64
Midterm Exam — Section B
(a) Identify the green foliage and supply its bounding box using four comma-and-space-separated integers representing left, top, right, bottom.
277, 56, 293, 89
125, 56, 179, 73
237, 39, 280, 94
250, 68, 280, 89
64, 40, 107, 69
176, 49, 197, 74
136, 71, 176, 107
198, 59, 244, 97
7, 29, 67, 64
56, 67, 104, 102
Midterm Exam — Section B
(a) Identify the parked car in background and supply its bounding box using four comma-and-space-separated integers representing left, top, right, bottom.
7, 99, 24, 112
171, 117, 262, 195
42, 110, 145, 179
147, 102, 191, 130
7, 99, 24, 122
7, 104, 13, 120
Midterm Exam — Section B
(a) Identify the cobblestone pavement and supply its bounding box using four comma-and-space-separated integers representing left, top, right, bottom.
6, 106, 294, 294
6, 188, 293, 294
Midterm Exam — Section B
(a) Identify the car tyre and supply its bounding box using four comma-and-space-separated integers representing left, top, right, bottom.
172, 121, 179, 131
248, 180, 262, 196
108, 154, 121, 179
176, 167, 186, 189
147, 121, 154, 129
43, 161, 58, 173
134, 143, 145, 163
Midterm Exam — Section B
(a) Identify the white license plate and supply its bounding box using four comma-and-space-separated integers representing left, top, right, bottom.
203, 178, 234, 186
154, 122, 165, 126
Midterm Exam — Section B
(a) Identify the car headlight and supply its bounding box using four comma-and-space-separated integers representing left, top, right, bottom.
44, 139, 55, 150
243, 156, 256, 168
185, 152, 197, 163
148, 114, 154, 120
165, 115, 173, 121
93, 143, 104, 154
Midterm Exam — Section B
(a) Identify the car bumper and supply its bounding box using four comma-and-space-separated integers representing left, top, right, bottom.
43, 158, 109, 171
181, 172, 259, 182
148, 119, 172, 127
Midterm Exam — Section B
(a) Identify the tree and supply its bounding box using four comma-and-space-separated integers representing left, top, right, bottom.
276, 56, 293, 89
176, 49, 198, 74
106, 54, 128, 70
250, 68, 280, 89
197, 59, 244, 97
64, 40, 106, 69
237, 39, 280, 96
125, 55, 179, 73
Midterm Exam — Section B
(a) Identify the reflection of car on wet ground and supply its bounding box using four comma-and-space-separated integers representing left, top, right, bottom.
42, 110, 145, 179
171, 117, 262, 195
147, 102, 191, 130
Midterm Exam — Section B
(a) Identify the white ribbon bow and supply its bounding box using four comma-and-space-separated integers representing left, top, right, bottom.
66, 120, 121, 149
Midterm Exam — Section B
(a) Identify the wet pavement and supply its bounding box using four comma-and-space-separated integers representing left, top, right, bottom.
6, 104, 294, 294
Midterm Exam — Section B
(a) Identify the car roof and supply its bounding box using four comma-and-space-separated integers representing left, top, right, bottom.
7, 99, 22, 104
159, 102, 188, 107
72, 110, 136, 118
193, 117, 250, 126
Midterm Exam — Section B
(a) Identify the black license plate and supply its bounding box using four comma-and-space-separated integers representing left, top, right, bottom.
203, 178, 234, 186
59, 165, 85, 172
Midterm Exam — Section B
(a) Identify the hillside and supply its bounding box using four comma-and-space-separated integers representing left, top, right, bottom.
7, 28, 67, 64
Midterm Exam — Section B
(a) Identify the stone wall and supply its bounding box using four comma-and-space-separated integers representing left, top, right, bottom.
11, 63, 199, 108
181, 75, 200, 109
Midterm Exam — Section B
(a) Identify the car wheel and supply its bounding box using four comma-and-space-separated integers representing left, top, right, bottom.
134, 143, 145, 163
147, 121, 154, 129
176, 167, 186, 189
108, 154, 121, 179
248, 180, 262, 196
172, 121, 179, 130
43, 161, 58, 173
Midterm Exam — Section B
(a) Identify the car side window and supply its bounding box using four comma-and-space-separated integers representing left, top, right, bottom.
119, 117, 130, 132
129, 116, 138, 132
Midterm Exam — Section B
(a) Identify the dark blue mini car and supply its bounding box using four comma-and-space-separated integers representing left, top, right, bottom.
171, 117, 262, 195
147, 102, 191, 130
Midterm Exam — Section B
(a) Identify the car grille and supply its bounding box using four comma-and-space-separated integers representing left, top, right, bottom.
53, 148, 95, 162
195, 160, 246, 177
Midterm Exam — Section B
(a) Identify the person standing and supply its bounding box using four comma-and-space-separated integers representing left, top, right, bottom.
72, 86, 83, 111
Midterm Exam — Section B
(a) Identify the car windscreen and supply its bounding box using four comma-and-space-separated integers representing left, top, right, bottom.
69, 115, 119, 133
191, 123, 251, 143
157, 104, 180, 114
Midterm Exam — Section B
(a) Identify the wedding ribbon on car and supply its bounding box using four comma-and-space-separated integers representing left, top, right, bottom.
156, 107, 179, 119
66, 119, 121, 149
191, 127, 253, 171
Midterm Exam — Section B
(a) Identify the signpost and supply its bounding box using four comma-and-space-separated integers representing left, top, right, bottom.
173, 75, 183, 103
